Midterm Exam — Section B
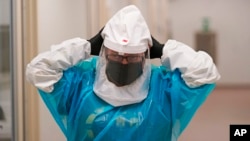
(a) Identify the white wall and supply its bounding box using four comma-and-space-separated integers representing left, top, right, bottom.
168, 0, 250, 85
37, 0, 87, 140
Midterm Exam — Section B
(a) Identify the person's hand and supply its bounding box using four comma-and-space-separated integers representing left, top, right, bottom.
150, 36, 164, 58
88, 27, 104, 55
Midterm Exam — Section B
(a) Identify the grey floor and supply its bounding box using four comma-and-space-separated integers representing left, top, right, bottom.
179, 87, 250, 141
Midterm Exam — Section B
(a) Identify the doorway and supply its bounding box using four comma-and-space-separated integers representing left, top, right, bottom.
0, 0, 12, 140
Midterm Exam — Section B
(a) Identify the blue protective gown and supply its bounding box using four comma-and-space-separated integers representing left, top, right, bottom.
38, 57, 215, 141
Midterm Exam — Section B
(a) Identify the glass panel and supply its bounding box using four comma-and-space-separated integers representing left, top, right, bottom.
0, 0, 12, 141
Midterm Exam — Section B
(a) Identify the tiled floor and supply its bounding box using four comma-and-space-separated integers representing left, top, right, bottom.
179, 87, 250, 141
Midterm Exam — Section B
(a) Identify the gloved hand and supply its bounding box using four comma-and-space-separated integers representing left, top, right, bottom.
150, 36, 164, 58
88, 27, 104, 55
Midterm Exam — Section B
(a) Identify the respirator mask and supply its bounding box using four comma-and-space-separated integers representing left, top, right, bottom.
105, 48, 145, 86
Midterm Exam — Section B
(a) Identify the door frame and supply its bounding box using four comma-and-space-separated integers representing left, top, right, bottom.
11, 0, 39, 141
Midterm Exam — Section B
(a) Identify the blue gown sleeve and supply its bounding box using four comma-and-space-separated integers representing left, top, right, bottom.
150, 66, 215, 140
38, 57, 97, 136
169, 69, 215, 140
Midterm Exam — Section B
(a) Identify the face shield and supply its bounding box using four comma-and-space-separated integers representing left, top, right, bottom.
93, 44, 151, 107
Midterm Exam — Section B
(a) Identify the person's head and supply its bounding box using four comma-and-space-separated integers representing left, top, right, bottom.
99, 5, 152, 86
94, 5, 152, 106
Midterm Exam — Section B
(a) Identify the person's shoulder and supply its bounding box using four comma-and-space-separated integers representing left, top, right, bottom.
62, 57, 98, 77
150, 65, 184, 84
61, 57, 97, 85
151, 65, 173, 74
150, 65, 174, 80
75, 56, 98, 71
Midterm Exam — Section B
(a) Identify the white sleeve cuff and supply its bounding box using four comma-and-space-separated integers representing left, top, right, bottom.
26, 38, 91, 92
161, 40, 220, 87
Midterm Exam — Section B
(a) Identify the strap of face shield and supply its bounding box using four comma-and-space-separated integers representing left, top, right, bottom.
150, 35, 164, 59
88, 27, 104, 56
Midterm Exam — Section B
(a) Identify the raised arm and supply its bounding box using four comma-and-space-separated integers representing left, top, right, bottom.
150, 36, 220, 87
26, 38, 91, 93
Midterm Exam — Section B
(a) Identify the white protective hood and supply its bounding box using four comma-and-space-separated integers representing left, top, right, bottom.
93, 5, 152, 107
102, 5, 152, 53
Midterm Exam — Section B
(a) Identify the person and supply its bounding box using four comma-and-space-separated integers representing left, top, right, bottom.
26, 5, 220, 141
